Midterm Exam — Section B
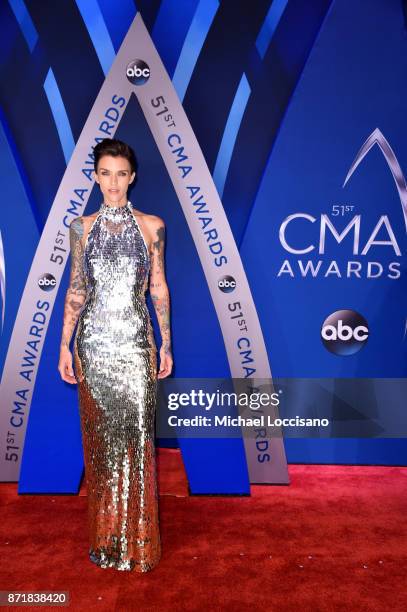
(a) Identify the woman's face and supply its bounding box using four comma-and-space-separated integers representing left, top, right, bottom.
94, 155, 136, 206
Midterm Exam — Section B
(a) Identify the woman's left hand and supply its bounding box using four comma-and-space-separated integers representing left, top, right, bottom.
158, 346, 173, 378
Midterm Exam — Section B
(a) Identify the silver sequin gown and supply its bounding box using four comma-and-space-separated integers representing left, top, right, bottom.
73, 200, 161, 572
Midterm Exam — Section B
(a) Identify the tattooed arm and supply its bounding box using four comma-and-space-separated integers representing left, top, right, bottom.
149, 217, 173, 378
59, 217, 87, 383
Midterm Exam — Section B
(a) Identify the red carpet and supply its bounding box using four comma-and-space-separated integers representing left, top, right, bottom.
1, 449, 406, 611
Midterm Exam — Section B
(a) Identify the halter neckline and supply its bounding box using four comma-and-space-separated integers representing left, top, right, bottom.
99, 200, 133, 219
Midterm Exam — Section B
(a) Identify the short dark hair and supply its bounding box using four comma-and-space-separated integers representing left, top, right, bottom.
93, 138, 138, 177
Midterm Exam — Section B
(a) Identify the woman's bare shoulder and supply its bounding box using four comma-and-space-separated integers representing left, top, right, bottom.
79, 212, 99, 227
132, 210, 165, 236
69, 213, 98, 239
82, 212, 99, 221
133, 208, 164, 221
71, 212, 98, 223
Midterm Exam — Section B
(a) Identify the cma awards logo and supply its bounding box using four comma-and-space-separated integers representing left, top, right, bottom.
321, 309, 369, 355
38, 273, 56, 292
126, 59, 150, 85
278, 128, 405, 280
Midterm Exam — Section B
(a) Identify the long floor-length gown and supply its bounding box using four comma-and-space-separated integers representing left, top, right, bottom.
72, 199, 161, 572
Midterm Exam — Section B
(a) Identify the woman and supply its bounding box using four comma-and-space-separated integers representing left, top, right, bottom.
58, 138, 173, 572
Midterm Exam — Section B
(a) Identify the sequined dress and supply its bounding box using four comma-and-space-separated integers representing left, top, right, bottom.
72, 200, 161, 572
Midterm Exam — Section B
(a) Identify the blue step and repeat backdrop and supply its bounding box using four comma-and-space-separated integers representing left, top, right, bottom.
0, 0, 406, 494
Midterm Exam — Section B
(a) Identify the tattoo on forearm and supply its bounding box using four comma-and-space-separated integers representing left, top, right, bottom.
151, 292, 171, 353
149, 222, 171, 355
61, 217, 87, 350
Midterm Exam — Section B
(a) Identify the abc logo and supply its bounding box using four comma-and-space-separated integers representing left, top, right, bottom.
38, 273, 57, 292
126, 59, 150, 85
321, 309, 369, 355
218, 276, 236, 293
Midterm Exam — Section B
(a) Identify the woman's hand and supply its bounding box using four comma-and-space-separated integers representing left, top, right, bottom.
58, 347, 77, 384
157, 346, 173, 379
